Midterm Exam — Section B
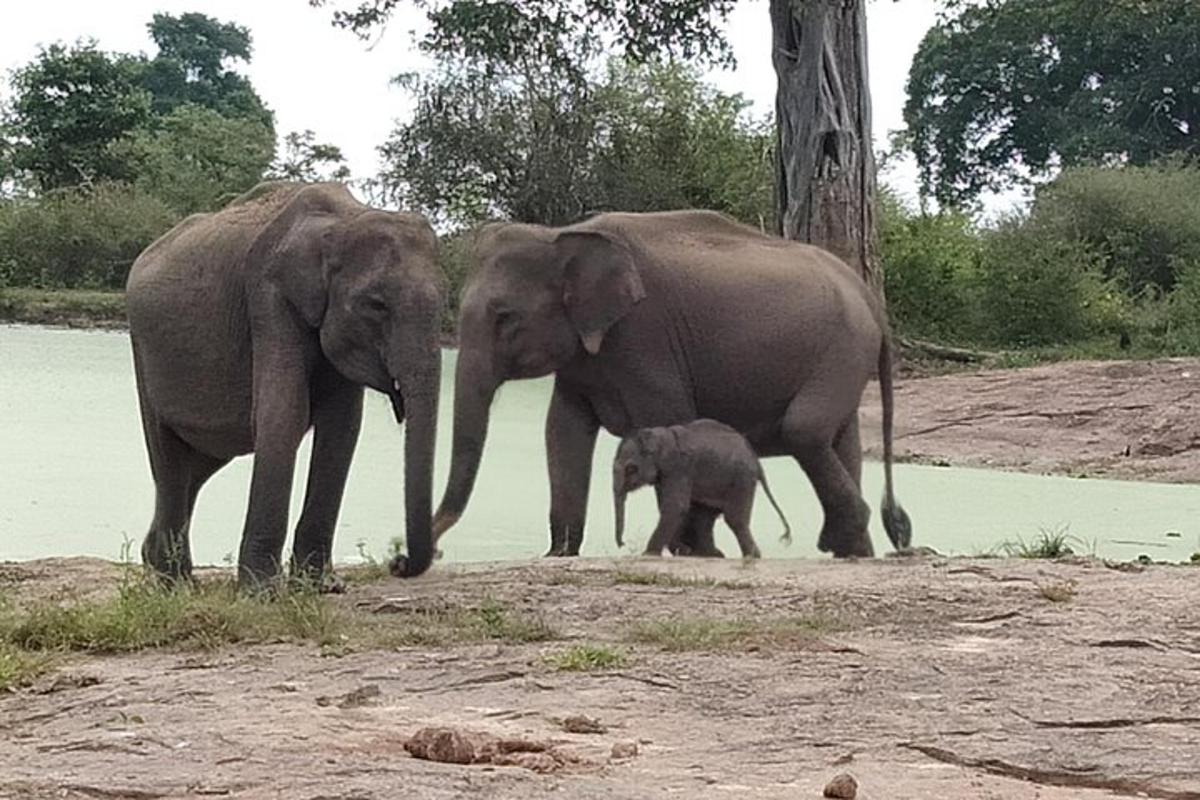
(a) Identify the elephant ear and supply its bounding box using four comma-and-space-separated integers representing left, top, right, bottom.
267, 217, 341, 329
557, 230, 646, 356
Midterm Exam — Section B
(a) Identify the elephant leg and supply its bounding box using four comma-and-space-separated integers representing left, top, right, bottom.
545, 385, 599, 557
239, 350, 313, 590
671, 505, 725, 558
833, 417, 863, 491
783, 401, 872, 558
722, 497, 762, 560
644, 477, 691, 556
290, 371, 364, 592
139, 417, 227, 581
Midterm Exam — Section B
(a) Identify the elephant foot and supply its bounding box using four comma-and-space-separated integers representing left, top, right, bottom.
141, 537, 193, 584
671, 541, 725, 558
818, 525, 874, 559
544, 546, 575, 557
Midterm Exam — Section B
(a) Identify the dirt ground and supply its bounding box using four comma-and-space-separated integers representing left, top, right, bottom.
5, 359, 1200, 799
2, 555, 1199, 800
862, 356, 1200, 483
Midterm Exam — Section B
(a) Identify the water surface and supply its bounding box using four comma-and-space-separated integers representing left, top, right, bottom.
2, 326, 1198, 565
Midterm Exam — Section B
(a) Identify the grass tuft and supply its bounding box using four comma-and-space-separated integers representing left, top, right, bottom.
998, 527, 1087, 559
543, 644, 628, 672
630, 615, 834, 653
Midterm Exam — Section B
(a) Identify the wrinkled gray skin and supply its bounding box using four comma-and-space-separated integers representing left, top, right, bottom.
126, 182, 443, 590
613, 420, 792, 559
433, 210, 911, 559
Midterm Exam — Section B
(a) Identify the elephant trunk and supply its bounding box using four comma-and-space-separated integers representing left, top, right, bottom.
613, 474, 628, 548
393, 351, 440, 578
432, 350, 496, 543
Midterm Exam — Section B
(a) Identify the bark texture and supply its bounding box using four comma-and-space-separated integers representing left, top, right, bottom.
770, 0, 881, 288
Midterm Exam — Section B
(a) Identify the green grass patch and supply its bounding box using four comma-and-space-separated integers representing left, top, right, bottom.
0, 641, 51, 691
0, 288, 127, 328
629, 615, 835, 653
609, 570, 754, 590
4, 578, 342, 653
543, 644, 628, 672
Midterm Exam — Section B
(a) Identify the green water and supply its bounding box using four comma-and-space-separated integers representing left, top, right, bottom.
2, 325, 1198, 566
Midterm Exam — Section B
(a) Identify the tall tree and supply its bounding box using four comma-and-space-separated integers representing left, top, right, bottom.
138, 13, 274, 128
312, 0, 880, 282
770, 0, 880, 284
905, 0, 1200, 206
1, 42, 152, 191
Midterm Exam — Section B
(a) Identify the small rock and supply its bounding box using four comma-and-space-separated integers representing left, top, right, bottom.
823, 772, 858, 799
405, 727, 494, 764
316, 684, 382, 709
611, 740, 639, 760
561, 715, 606, 734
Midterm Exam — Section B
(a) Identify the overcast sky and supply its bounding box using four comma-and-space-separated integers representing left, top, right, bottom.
2, 0, 959, 207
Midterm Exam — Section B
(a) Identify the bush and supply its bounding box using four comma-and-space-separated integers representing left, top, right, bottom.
1031, 163, 1200, 294
974, 216, 1113, 347
880, 191, 982, 342
0, 183, 178, 289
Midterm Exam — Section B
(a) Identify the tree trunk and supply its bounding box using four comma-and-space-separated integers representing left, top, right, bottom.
770, 0, 881, 289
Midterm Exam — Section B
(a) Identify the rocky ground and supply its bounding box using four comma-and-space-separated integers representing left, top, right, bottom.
863, 356, 1200, 483
2, 555, 1198, 799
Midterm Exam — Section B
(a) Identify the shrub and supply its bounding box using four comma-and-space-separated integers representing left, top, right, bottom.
974, 215, 1114, 347
0, 182, 178, 288
1031, 162, 1200, 294
880, 191, 982, 342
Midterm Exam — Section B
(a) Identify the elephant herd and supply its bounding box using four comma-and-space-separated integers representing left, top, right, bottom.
125, 181, 911, 590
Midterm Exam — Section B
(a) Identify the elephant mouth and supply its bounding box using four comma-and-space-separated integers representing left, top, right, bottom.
388, 379, 406, 425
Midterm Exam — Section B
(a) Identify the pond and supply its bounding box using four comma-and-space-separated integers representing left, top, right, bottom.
2, 325, 1198, 566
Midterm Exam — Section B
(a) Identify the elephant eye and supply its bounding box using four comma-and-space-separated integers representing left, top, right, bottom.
359, 297, 388, 318
493, 308, 521, 337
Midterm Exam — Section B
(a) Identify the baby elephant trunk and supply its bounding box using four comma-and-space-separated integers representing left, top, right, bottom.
613, 480, 628, 549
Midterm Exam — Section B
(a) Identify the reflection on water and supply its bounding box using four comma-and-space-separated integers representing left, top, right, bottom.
2, 325, 1198, 566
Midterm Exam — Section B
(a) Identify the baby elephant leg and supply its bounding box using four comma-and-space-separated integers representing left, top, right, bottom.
671, 505, 725, 558
722, 488, 762, 560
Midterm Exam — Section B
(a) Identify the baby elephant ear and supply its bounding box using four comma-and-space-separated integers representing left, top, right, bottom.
557, 230, 646, 356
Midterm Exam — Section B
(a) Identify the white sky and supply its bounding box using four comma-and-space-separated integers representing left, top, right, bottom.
2, 0, 1002, 210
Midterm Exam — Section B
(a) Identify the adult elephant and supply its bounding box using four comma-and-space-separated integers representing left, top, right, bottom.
126, 182, 442, 590
432, 210, 911, 559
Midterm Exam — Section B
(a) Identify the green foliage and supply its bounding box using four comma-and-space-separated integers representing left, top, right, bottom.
1029, 163, 1200, 295
543, 644, 627, 672
0, 183, 177, 289
880, 190, 981, 342
592, 61, 773, 228
905, 0, 1200, 205
139, 13, 272, 128
974, 215, 1112, 347
271, 130, 351, 183
998, 528, 1086, 560
1, 42, 152, 191
311, 0, 736, 71
381, 60, 772, 229
113, 105, 275, 214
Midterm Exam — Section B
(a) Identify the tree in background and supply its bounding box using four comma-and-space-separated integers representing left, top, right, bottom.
272, 130, 352, 182
112, 105, 276, 215
311, 0, 879, 279
1, 43, 152, 191
905, 0, 1200, 206
377, 60, 771, 230
138, 12, 274, 129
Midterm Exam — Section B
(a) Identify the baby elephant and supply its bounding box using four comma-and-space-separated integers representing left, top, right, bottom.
613, 419, 791, 558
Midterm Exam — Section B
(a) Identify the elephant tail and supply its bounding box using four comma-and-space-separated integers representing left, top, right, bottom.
878, 332, 913, 551
758, 468, 792, 545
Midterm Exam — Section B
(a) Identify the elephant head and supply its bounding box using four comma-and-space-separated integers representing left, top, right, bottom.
270, 202, 443, 577
432, 223, 645, 542
612, 428, 671, 548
